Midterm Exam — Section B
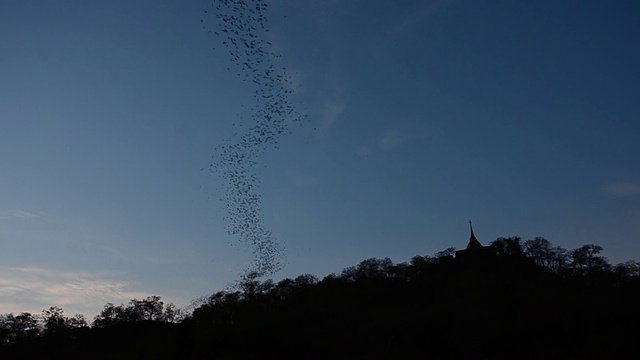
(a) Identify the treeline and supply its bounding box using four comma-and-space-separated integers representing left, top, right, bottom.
2, 237, 640, 358
0, 296, 180, 347
481, 236, 638, 277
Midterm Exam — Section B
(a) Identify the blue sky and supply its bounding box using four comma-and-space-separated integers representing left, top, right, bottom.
1, 0, 639, 317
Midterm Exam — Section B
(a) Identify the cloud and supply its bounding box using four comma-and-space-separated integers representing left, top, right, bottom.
378, 130, 404, 150
318, 100, 346, 133
388, 0, 452, 37
0, 210, 45, 220
356, 129, 406, 159
287, 170, 320, 189
604, 182, 640, 197
0, 267, 147, 318
282, 67, 304, 93
357, 146, 372, 159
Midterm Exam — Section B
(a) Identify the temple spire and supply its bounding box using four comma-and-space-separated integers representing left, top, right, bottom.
466, 220, 483, 250
469, 220, 475, 238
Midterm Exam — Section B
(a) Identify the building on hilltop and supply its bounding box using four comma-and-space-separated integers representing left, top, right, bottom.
455, 221, 496, 259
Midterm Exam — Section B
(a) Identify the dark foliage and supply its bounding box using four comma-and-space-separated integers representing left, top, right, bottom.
2, 238, 640, 358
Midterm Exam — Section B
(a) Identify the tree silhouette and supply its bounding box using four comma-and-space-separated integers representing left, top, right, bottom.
569, 244, 610, 276
523, 236, 555, 267
492, 236, 524, 257
2, 237, 640, 358
436, 246, 456, 258
92, 296, 179, 328
42, 307, 66, 336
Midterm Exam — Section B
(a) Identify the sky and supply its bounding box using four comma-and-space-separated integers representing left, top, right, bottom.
1, 0, 639, 318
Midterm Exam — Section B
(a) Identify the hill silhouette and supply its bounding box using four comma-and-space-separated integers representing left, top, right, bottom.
2, 237, 640, 358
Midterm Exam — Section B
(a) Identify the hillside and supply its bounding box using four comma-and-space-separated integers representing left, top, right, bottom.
2, 238, 640, 358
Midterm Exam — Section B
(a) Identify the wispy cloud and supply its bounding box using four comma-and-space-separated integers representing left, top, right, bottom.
287, 169, 320, 189
388, 0, 452, 37
378, 130, 404, 150
357, 146, 372, 159
318, 100, 346, 133
604, 181, 640, 198
357, 129, 406, 158
0, 210, 45, 220
0, 267, 147, 318
282, 67, 304, 93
